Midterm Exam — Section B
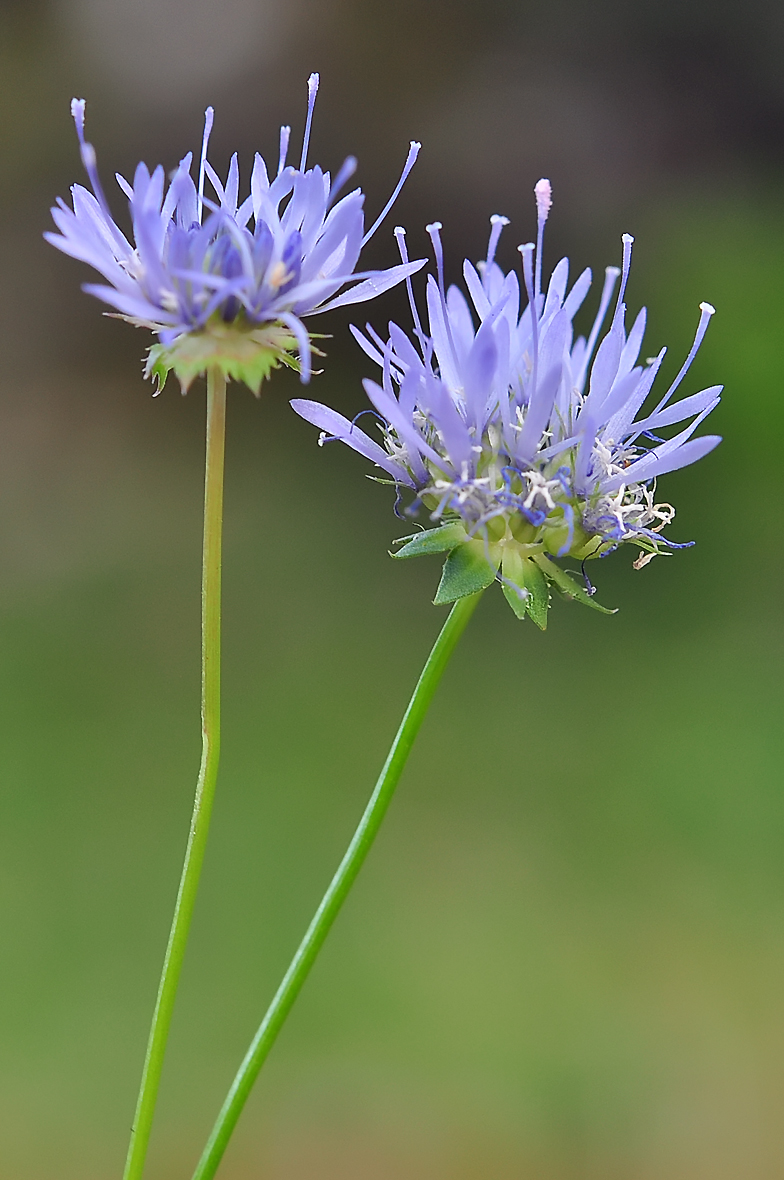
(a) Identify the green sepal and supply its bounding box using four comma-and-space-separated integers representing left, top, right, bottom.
532, 553, 617, 615
434, 539, 499, 605
146, 344, 174, 393
392, 522, 469, 559
144, 322, 302, 395
501, 547, 550, 629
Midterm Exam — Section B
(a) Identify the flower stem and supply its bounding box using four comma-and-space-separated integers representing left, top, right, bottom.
190, 590, 484, 1180
123, 367, 227, 1180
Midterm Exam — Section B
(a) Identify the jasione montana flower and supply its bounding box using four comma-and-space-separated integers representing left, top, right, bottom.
45, 74, 424, 393
292, 181, 721, 626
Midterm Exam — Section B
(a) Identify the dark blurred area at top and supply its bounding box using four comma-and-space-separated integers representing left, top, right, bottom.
5, 0, 784, 187
3, 0, 779, 391
2, 0, 783, 366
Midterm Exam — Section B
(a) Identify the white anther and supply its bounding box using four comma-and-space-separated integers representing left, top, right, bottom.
534, 178, 552, 222
71, 97, 86, 133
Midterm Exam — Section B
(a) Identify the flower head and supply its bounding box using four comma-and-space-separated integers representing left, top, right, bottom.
292, 183, 722, 626
46, 75, 424, 393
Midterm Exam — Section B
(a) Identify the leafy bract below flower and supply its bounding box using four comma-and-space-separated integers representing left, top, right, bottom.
292, 181, 722, 627
45, 74, 424, 394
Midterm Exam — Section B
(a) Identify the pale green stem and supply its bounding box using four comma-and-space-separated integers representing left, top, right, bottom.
190, 590, 484, 1180
123, 367, 227, 1180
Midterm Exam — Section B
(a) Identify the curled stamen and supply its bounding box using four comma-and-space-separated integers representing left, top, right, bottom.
581, 559, 597, 595
318, 407, 387, 445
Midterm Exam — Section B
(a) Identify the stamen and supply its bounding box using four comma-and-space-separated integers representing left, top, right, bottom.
328, 155, 357, 204
361, 141, 421, 246
580, 558, 597, 595
318, 408, 387, 446
518, 242, 539, 392
611, 233, 634, 327
300, 72, 320, 171
197, 106, 215, 225
278, 125, 291, 177
70, 98, 112, 218
427, 222, 447, 302
652, 301, 716, 414
533, 178, 552, 300
427, 221, 459, 366
394, 226, 427, 355
382, 333, 396, 397
574, 265, 620, 392
534, 177, 552, 222
486, 214, 510, 275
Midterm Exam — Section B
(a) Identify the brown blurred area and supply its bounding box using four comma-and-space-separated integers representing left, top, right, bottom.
0, 2, 783, 1179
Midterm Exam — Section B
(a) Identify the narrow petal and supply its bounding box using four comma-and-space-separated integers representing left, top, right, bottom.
290, 398, 412, 482
311, 259, 426, 314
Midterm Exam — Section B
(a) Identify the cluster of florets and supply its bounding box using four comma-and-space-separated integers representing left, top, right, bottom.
46, 75, 423, 393
292, 181, 721, 625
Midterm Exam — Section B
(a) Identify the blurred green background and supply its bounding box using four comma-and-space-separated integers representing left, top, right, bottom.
1, 1, 783, 1177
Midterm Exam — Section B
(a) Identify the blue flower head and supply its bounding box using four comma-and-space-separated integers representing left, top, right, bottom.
46, 75, 424, 394
292, 181, 722, 626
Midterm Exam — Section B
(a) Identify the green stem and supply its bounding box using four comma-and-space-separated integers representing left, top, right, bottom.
190, 590, 484, 1180
123, 367, 227, 1180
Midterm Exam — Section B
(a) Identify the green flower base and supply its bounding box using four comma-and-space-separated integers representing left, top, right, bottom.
145, 322, 302, 395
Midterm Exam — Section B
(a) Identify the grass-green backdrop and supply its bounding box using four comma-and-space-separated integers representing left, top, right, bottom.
0, 188, 782, 1178
2, 0, 784, 1169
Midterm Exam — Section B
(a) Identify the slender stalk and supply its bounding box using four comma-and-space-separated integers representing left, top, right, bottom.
123, 367, 228, 1180
190, 590, 484, 1180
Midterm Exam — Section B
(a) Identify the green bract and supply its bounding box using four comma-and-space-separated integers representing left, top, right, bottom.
145, 322, 303, 395
394, 521, 616, 629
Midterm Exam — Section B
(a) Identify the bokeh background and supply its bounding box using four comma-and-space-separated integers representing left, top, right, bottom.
1, 0, 783, 1177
